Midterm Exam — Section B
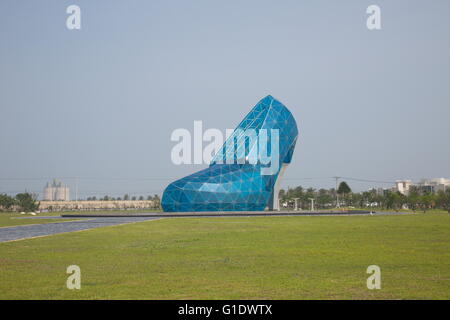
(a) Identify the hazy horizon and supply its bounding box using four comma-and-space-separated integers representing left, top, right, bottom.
1, 1, 449, 199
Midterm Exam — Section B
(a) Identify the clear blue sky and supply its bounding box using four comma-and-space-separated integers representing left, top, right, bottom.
1, 0, 449, 198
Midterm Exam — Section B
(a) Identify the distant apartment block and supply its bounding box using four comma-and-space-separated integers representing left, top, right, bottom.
395, 178, 450, 195
43, 179, 70, 201
395, 180, 412, 195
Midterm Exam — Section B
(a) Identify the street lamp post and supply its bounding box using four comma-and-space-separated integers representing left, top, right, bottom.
334, 176, 340, 208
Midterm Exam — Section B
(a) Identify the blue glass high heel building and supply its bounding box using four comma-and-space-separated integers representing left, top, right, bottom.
161, 95, 299, 212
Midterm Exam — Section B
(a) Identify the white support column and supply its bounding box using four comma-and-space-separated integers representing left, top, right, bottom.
309, 198, 315, 211
293, 198, 300, 211
269, 163, 289, 211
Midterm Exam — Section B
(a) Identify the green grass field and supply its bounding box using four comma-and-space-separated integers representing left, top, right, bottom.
0, 213, 79, 228
0, 212, 449, 299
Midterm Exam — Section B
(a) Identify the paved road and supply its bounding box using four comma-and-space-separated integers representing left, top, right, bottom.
0, 217, 159, 243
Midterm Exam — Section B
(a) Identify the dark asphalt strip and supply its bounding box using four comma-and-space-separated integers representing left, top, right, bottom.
0, 217, 159, 243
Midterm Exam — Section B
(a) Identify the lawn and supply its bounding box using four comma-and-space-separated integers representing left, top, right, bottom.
0, 213, 79, 228
0, 212, 448, 299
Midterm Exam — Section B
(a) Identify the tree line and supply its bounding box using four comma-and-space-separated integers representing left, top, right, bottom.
279, 182, 450, 212
0, 193, 162, 212
0, 193, 39, 212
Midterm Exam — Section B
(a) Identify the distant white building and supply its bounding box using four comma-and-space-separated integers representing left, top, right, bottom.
395, 180, 412, 195
395, 178, 450, 195
417, 178, 450, 194
43, 179, 70, 201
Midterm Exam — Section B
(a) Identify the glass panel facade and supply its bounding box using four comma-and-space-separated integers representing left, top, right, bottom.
161, 95, 299, 212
